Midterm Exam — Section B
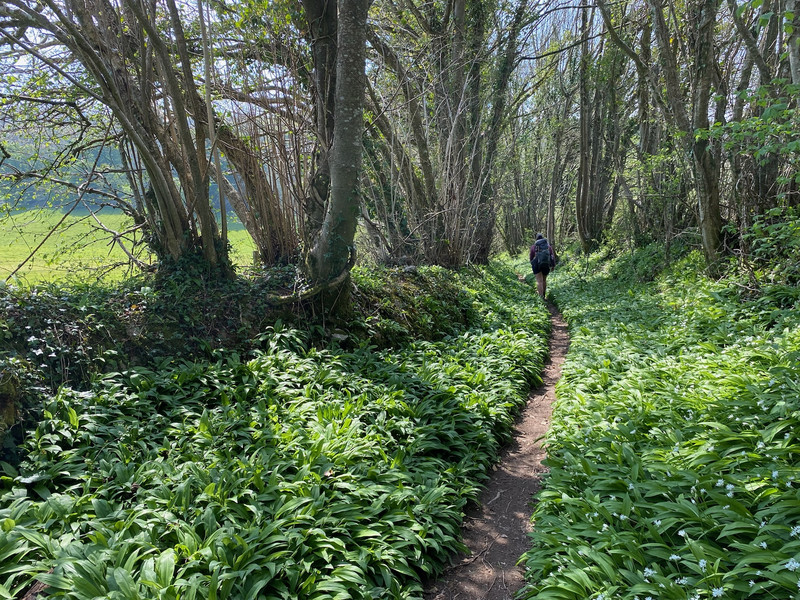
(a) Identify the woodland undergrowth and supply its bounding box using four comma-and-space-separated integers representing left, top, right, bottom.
519, 223, 800, 600
0, 261, 550, 599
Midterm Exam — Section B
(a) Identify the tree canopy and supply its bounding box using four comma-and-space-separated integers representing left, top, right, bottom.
1, 0, 798, 292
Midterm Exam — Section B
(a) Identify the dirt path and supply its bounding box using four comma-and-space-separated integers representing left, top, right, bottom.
424, 303, 569, 600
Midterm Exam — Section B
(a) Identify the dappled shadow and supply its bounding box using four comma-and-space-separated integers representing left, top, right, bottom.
424, 303, 569, 600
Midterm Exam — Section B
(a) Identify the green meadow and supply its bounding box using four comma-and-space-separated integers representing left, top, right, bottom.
0, 210, 257, 284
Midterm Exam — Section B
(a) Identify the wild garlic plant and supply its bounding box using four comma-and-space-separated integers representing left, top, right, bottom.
0, 262, 550, 600
519, 247, 800, 600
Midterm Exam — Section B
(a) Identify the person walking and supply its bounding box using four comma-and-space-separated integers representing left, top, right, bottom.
529, 233, 555, 299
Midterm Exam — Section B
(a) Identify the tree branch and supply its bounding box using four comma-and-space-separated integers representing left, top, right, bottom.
726, 0, 773, 85
518, 31, 606, 61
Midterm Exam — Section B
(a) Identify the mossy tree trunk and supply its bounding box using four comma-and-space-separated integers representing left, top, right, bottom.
307, 0, 371, 285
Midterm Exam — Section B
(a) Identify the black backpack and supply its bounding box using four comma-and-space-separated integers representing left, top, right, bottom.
534, 238, 552, 268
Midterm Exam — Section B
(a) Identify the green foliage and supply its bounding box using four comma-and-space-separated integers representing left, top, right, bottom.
0, 280, 123, 391
0, 260, 550, 599
706, 81, 800, 186
519, 245, 800, 600
349, 265, 478, 346
743, 206, 800, 287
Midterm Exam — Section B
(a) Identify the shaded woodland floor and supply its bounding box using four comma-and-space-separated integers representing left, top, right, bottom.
424, 304, 569, 600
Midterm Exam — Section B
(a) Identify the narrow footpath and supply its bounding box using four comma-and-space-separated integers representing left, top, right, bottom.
424, 304, 569, 600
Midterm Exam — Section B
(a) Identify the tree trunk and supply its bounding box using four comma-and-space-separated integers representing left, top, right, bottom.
649, 0, 723, 267
302, 0, 338, 239
575, 6, 592, 254
691, 0, 723, 266
547, 124, 563, 243
473, 0, 527, 263
308, 0, 370, 284
789, 0, 800, 84
366, 31, 437, 211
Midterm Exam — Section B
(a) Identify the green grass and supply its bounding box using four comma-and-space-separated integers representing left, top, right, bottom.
0, 210, 256, 284
518, 246, 800, 600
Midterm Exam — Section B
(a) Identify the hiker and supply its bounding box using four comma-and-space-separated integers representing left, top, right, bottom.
529, 233, 556, 299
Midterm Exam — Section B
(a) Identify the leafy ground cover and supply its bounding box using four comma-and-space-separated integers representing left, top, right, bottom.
518, 236, 800, 600
0, 261, 550, 599
0, 263, 478, 402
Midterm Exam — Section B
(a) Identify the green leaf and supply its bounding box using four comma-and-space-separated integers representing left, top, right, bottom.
156, 549, 176, 588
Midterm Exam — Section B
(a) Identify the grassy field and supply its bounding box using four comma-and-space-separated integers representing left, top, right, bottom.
0, 209, 257, 284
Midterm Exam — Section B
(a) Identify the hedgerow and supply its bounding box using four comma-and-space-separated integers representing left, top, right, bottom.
0, 261, 550, 599
519, 243, 800, 600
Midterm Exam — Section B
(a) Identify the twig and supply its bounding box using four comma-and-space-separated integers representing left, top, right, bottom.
5, 121, 112, 283
486, 489, 506, 505
481, 575, 499, 599
442, 534, 500, 573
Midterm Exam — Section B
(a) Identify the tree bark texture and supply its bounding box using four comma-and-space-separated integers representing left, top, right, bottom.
788, 0, 800, 84
308, 0, 370, 283
690, 0, 723, 266
302, 0, 338, 239
646, 0, 723, 267
576, 5, 594, 254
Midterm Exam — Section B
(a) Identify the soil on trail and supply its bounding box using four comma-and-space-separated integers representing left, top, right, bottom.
424, 303, 569, 600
